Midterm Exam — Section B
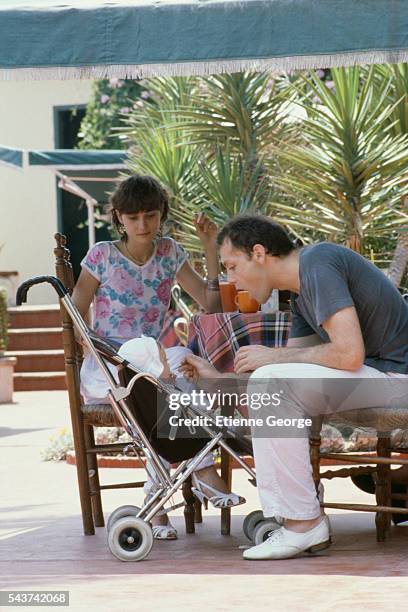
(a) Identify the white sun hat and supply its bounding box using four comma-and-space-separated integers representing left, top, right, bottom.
118, 335, 164, 378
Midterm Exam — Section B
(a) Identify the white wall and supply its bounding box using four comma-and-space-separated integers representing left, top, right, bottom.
0, 80, 92, 304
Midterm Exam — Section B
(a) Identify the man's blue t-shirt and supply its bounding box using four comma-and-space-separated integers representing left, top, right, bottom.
289, 242, 408, 374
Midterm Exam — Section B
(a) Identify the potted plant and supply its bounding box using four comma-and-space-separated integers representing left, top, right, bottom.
0, 287, 16, 403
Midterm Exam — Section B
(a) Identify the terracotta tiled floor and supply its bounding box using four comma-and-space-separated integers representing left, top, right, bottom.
1, 391, 408, 611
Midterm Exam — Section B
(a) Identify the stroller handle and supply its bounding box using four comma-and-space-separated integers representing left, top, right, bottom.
16, 275, 69, 305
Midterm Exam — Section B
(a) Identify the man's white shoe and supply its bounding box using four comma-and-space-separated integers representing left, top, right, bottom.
243, 518, 330, 560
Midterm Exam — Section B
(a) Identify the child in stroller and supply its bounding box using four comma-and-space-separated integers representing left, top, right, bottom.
116, 335, 246, 539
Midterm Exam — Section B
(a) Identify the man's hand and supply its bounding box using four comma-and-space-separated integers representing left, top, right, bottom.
233, 306, 365, 374
234, 345, 275, 374
179, 354, 220, 382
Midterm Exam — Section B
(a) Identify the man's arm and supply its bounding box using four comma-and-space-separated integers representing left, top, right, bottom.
286, 334, 323, 348
234, 306, 365, 373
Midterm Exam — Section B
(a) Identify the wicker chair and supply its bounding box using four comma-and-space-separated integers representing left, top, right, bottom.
310, 407, 408, 541
310, 296, 408, 542
54, 233, 197, 535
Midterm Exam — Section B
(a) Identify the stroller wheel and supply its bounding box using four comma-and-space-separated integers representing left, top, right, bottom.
107, 505, 141, 533
253, 519, 281, 545
108, 516, 153, 562
243, 510, 264, 541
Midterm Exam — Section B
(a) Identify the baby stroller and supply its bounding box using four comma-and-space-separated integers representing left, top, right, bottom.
17, 275, 265, 562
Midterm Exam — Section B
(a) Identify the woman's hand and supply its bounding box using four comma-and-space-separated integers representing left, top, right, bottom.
177, 212, 221, 313
194, 212, 218, 250
179, 354, 220, 382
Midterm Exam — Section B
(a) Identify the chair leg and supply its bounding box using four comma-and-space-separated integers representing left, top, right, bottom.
61, 329, 95, 535
194, 498, 203, 523
84, 424, 105, 528
182, 475, 196, 534
375, 436, 392, 542
69, 415, 95, 535
309, 417, 323, 500
220, 449, 232, 535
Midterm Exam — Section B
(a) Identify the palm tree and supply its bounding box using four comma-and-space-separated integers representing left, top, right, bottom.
372, 64, 408, 285
171, 72, 288, 158
271, 66, 408, 258
121, 74, 285, 255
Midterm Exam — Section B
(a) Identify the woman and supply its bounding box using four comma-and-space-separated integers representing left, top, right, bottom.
72, 174, 244, 539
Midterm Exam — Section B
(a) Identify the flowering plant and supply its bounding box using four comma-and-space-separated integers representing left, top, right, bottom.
41, 427, 132, 461
78, 79, 148, 150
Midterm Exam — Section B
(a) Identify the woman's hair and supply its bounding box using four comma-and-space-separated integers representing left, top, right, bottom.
217, 214, 297, 257
109, 174, 169, 234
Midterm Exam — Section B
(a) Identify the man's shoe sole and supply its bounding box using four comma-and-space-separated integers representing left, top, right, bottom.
305, 538, 331, 554
243, 537, 332, 560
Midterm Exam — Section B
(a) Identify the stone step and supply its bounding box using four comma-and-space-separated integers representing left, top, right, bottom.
8, 304, 61, 329
14, 371, 67, 392
7, 328, 63, 351
5, 349, 65, 373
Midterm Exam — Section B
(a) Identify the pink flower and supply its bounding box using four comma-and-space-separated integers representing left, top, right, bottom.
133, 281, 144, 298
143, 307, 160, 323
118, 319, 132, 337
121, 107, 130, 114
156, 241, 171, 257
122, 307, 138, 321
114, 269, 132, 293
96, 296, 111, 318
141, 91, 150, 99
87, 247, 103, 266
100, 94, 110, 104
157, 278, 172, 304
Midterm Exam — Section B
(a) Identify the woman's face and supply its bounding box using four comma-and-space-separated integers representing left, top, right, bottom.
118, 209, 161, 242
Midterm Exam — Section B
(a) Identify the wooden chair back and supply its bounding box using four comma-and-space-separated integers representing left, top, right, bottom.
53, 232, 99, 534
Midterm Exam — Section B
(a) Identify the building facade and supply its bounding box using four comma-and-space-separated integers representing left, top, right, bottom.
0, 79, 92, 304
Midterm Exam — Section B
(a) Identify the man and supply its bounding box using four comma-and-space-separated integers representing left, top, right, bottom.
184, 214, 408, 560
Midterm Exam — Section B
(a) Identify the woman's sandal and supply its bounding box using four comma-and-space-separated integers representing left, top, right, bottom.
144, 493, 178, 540
351, 473, 408, 525
191, 474, 246, 509
151, 522, 178, 540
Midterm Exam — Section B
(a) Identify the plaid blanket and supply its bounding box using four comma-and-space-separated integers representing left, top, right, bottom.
187, 312, 291, 372
158, 309, 183, 348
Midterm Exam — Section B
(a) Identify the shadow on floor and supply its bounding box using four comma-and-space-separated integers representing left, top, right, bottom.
1, 512, 407, 578
0, 426, 50, 439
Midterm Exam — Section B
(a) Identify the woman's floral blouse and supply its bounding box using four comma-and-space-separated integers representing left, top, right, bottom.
81, 237, 188, 341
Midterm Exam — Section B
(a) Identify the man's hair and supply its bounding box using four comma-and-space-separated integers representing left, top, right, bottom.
217, 214, 296, 257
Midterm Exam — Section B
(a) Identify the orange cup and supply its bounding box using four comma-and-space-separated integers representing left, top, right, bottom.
219, 281, 238, 312
234, 291, 259, 313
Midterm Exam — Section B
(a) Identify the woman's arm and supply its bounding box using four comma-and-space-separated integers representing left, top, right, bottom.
196, 213, 220, 281
175, 213, 221, 313
176, 260, 221, 313
72, 268, 100, 324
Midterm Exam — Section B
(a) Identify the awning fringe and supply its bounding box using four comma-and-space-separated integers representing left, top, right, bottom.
2, 49, 408, 81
